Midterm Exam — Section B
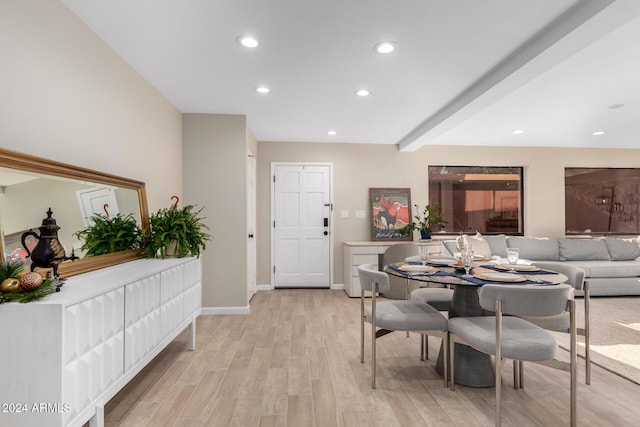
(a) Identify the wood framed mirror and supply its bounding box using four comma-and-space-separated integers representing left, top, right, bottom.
0, 147, 149, 278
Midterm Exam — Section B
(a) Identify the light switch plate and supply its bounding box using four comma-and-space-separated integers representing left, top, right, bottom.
355, 210, 366, 219
340, 209, 349, 219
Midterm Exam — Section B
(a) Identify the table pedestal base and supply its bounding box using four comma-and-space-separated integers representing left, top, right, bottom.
435, 283, 495, 387
435, 342, 495, 387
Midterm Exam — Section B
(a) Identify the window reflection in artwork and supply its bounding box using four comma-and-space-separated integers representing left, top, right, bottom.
428, 166, 523, 234
565, 168, 640, 234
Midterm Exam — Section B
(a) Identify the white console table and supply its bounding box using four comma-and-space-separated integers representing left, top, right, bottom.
343, 240, 444, 297
343, 241, 400, 297
0, 257, 202, 427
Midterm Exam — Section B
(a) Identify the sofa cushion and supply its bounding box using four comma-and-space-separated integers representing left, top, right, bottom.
583, 276, 640, 296
558, 238, 610, 261
483, 234, 508, 257
506, 237, 559, 261
442, 240, 457, 257
603, 237, 640, 261
567, 260, 640, 278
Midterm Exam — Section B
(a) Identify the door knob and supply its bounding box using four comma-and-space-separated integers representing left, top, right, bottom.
324, 231, 328, 236
248, 233, 254, 238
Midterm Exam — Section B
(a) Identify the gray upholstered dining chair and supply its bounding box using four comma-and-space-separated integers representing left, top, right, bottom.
410, 286, 454, 361
448, 284, 577, 427
390, 244, 454, 361
530, 261, 590, 385
380, 243, 421, 299
358, 264, 449, 389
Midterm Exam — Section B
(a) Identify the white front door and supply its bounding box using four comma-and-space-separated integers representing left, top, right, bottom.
247, 151, 257, 302
272, 163, 332, 288
76, 187, 120, 226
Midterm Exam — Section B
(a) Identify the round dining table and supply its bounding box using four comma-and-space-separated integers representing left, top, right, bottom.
386, 261, 568, 387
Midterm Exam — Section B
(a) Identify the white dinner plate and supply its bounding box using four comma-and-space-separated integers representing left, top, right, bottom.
398, 264, 438, 273
474, 272, 526, 282
494, 264, 540, 272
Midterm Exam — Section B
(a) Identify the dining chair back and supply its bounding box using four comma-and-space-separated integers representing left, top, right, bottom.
380, 243, 420, 299
410, 278, 454, 361
383, 244, 453, 360
448, 284, 577, 426
358, 264, 449, 389
531, 261, 590, 384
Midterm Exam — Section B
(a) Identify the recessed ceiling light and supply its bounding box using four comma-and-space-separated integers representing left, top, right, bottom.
237, 35, 258, 48
254, 86, 270, 94
512, 129, 525, 135
592, 131, 606, 136
608, 103, 625, 109
373, 41, 396, 54
327, 130, 337, 136
355, 89, 370, 97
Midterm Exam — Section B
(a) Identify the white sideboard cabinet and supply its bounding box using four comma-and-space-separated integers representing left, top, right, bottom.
343, 242, 396, 297
0, 257, 202, 427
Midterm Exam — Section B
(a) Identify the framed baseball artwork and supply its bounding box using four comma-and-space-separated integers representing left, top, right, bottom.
369, 188, 412, 241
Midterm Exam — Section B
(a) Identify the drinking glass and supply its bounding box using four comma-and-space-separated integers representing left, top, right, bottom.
418, 245, 429, 266
428, 242, 443, 258
455, 234, 468, 262
455, 234, 467, 254
462, 249, 474, 276
506, 247, 520, 271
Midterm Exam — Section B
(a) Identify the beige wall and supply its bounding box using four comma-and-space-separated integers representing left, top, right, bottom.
6, 0, 640, 309
183, 114, 250, 308
1, 0, 182, 212
257, 141, 640, 286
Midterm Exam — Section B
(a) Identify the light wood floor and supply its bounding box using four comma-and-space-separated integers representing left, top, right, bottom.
104, 289, 640, 426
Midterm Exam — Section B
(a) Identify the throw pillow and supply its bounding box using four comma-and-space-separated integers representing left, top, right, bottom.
603, 237, 640, 261
466, 233, 492, 258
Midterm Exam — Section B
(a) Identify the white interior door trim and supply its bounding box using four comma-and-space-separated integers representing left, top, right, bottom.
247, 150, 257, 302
270, 161, 334, 289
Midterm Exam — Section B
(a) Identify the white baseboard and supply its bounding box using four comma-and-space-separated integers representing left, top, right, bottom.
258, 283, 343, 291
202, 284, 346, 315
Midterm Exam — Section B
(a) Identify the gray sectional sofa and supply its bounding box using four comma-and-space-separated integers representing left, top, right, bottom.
443, 234, 640, 296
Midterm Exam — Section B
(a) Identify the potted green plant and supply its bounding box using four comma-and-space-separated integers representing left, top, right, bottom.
74, 213, 143, 256
401, 202, 447, 239
146, 204, 211, 258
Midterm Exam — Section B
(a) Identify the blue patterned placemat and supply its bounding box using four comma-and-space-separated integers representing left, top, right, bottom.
388, 264, 456, 278
479, 264, 556, 275
461, 274, 552, 286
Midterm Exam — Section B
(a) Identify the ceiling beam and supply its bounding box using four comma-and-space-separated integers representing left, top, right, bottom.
397, 0, 632, 152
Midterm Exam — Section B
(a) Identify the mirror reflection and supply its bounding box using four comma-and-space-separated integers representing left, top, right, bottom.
0, 147, 149, 278
0, 167, 142, 266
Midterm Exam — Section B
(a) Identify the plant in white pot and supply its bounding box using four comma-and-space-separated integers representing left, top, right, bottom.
146, 201, 211, 258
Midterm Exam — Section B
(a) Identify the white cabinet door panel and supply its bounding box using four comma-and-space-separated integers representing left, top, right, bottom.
124, 274, 162, 373
63, 287, 125, 424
